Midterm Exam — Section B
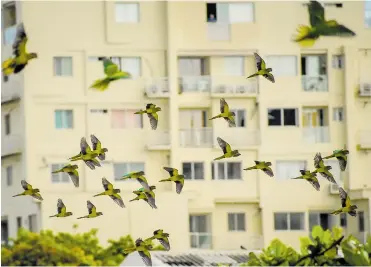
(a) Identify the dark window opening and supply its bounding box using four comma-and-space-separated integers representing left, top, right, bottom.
319, 213, 329, 230
17, 216, 22, 230
206, 3, 217, 22
1, 219, 9, 245
268, 109, 281, 126
4, 114, 10, 135
283, 109, 297, 126
340, 213, 347, 227
358, 211, 365, 232
319, 109, 324, 126
202, 111, 207, 127
335, 3, 343, 8
301, 56, 306, 75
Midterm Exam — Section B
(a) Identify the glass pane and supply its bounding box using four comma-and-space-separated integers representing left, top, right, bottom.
198, 234, 211, 249
217, 163, 225, 179
228, 213, 235, 231
113, 163, 128, 180
237, 110, 246, 127
340, 213, 347, 227
283, 109, 297, 126
183, 163, 192, 179
274, 213, 288, 230
196, 215, 207, 232
194, 163, 204, 180
65, 110, 73, 128
51, 164, 61, 182
290, 213, 304, 230
128, 163, 145, 172
211, 163, 215, 179
190, 234, 198, 248
268, 109, 282, 126
227, 162, 241, 179
228, 3, 254, 23
309, 213, 319, 231
111, 110, 126, 128
54, 111, 63, 129
6, 166, 12, 186
122, 57, 141, 77
237, 213, 246, 230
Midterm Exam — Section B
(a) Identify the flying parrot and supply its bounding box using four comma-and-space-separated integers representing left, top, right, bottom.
209, 98, 236, 127
246, 53, 275, 83
134, 103, 162, 130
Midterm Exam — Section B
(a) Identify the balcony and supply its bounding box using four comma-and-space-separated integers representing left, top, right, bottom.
190, 232, 212, 249
302, 126, 330, 144
356, 130, 371, 151
302, 75, 328, 92
144, 77, 170, 98
215, 129, 260, 148
3, 25, 17, 46
179, 128, 213, 147
1, 134, 22, 158
2, 80, 22, 105
179, 76, 211, 93
146, 130, 171, 150
211, 76, 258, 98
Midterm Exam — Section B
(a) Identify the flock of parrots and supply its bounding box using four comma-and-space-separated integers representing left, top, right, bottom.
3, 1, 358, 266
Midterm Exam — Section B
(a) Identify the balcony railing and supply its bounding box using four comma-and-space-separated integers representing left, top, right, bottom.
216, 129, 260, 147
358, 130, 371, 149
144, 77, 170, 97
190, 232, 212, 249
302, 75, 328, 92
302, 126, 330, 143
1, 134, 23, 157
211, 81, 258, 95
146, 130, 170, 148
179, 76, 211, 93
179, 128, 213, 147
3, 25, 17, 46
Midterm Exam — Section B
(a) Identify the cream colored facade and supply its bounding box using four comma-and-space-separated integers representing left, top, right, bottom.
1, 0, 371, 251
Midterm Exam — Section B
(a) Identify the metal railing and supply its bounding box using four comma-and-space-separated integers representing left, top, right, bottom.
217, 129, 261, 147
358, 130, 371, 148
302, 126, 330, 143
211, 81, 258, 95
1, 134, 23, 157
147, 130, 170, 147
179, 128, 213, 147
178, 76, 211, 93
190, 232, 212, 249
144, 77, 170, 97
302, 75, 328, 92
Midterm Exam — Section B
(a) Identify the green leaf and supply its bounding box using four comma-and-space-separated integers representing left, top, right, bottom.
322, 229, 333, 246
269, 239, 287, 258
365, 235, 371, 253
332, 226, 343, 240
299, 237, 312, 255
342, 238, 370, 266
312, 225, 324, 240
324, 247, 337, 258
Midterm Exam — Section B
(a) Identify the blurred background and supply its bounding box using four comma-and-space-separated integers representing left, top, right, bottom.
1, 0, 371, 265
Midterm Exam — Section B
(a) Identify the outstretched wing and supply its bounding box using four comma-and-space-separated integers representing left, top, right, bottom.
80, 137, 92, 155
308, 178, 320, 191
102, 177, 113, 191
13, 23, 28, 57
57, 198, 66, 214
220, 98, 230, 113
175, 180, 184, 194
147, 113, 158, 130
163, 167, 179, 177
314, 153, 323, 168
308, 1, 325, 27
87, 200, 96, 214
138, 250, 152, 267
67, 170, 79, 188
158, 237, 171, 251
253, 53, 266, 71
262, 167, 274, 177
224, 116, 236, 127
101, 57, 119, 76
217, 137, 232, 154
321, 23, 356, 37
336, 156, 347, 171
263, 73, 275, 83
110, 194, 125, 208
90, 134, 102, 151
21, 180, 32, 190
339, 187, 350, 208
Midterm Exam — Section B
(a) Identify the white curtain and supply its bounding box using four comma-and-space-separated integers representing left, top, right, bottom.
224, 56, 245, 76
306, 56, 320, 76
115, 3, 139, 23
228, 3, 254, 23
276, 161, 307, 180
265, 55, 297, 76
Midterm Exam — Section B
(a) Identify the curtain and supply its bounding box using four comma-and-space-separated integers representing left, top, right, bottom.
224, 56, 244, 76
306, 56, 320, 76
265, 56, 297, 76
228, 3, 254, 23
216, 3, 229, 23
276, 161, 307, 180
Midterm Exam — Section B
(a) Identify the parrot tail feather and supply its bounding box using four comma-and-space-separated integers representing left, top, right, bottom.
49, 215, 57, 218
209, 115, 222, 120
244, 166, 256, 171
77, 216, 87, 219
330, 209, 342, 215
12, 193, 24, 197
292, 25, 316, 47
93, 192, 105, 197
159, 178, 171, 182
129, 198, 139, 202
134, 110, 146, 114
214, 156, 225, 161
247, 73, 259, 79
90, 78, 111, 91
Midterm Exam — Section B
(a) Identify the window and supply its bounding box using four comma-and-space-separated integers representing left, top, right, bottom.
114, 162, 145, 181
333, 107, 344, 121
54, 110, 73, 129
28, 214, 37, 232
6, 166, 13, 186
2, 2, 16, 28
309, 212, 332, 231
358, 211, 365, 232
365, 0, 371, 27
274, 212, 305, 230
301, 55, 327, 76
115, 3, 139, 23
4, 114, 10, 135
332, 55, 344, 69
340, 213, 347, 228
111, 109, 143, 129
206, 3, 217, 22
111, 57, 141, 78
178, 58, 207, 76
268, 108, 299, 126
224, 56, 244, 76
1, 218, 9, 245
265, 56, 297, 76
90, 109, 108, 114
17, 216, 22, 230
230, 109, 246, 127
182, 162, 204, 180
51, 164, 70, 183
211, 162, 242, 180
275, 161, 307, 180
189, 214, 212, 249
53, 57, 73, 76
228, 2, 254, 23
228, 213, 246, 231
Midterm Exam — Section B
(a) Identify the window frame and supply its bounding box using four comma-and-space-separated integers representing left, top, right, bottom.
53, 56, 73, 77
111, 109, 144, 129
51, 164, 70, 183
275, 160, 307, 180
268, 108, 299, 127
182, 162, 205, 180
114, 2, 140, 23
114, 162, 145, 181
6, 165, 13, 186
54, 109, 74, 129
110, 56, 142, 78
274, 212, 305, 231
189, 214, 212, 249
230, 109, 246, 128
211, 161, 242, 180
228, 212, 246, 231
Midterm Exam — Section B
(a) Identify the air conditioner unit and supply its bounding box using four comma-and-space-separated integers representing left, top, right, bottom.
360, 83, 371, 96
329, 183, 339, 194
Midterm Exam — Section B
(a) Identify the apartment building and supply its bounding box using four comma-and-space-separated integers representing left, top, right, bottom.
1, 1, 371, 250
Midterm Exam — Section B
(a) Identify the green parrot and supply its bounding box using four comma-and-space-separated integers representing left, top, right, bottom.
209, 98, 236, 127
292, 169, 320, 191
2, 23, 37, 80
120, 171, 151, 191
134, 103, 162, 130
77, 200, 103, 219
144, 229, 171, 251
93, 178, 125, 208
13, 180, 43, 201
69, 137, 100, 170
323, 149, 349, 171
90, 134, 108, 161
124, 238, 153, 267
214, 137, 241, 161
246, 53, 275, 83
293, 1, 356, 47
313, 153, 337, 184
159, 167, 185, 194
49, 199, 73, 218
330, 187, 358, 217
90, 57, 132, 91
244, 161, 274, 177
129, 186, 157, 209
51, 164, 79, 187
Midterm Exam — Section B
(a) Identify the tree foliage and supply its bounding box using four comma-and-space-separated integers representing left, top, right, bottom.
1, 224, 165, 266
243, 225, 371, 266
